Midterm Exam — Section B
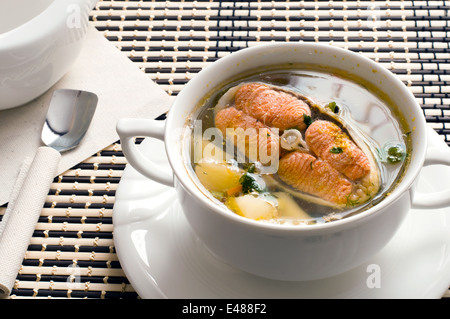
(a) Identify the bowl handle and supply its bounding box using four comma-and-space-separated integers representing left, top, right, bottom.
412, 147, 450, 209
116, 118, 174, 187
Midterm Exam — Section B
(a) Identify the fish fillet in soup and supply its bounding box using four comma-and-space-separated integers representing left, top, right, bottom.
234, 82, 311, 130
278, 151, 353, 205
305, 120, 371, 180
213, 82, 381, 206
215, 106, 280, 162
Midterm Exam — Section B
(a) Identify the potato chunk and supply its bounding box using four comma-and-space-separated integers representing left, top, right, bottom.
195, 162, 241, 193
226, 194, 278, 220
274, 192, 311, 221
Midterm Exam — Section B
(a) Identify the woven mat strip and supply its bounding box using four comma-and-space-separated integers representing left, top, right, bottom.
2, 0, 448, 299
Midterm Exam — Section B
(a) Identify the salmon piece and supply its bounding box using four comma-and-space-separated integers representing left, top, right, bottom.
305, 120, 370, 180
234, 83, 311, 130
215, 106, 279, 163
278, 151, 352, 205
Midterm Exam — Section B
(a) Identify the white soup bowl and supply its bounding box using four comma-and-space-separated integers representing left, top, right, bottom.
117, 43, 450, 281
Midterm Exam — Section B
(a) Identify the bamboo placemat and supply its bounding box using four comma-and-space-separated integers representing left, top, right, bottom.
0, 0, 449, 299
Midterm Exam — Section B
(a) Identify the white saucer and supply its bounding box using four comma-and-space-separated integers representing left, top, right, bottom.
113, 126, 450, 299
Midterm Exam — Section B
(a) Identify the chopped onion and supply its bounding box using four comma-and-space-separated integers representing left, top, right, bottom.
280, 129, 308, 151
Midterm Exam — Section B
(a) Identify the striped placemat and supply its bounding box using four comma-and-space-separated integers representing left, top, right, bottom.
0, 0, 448, 299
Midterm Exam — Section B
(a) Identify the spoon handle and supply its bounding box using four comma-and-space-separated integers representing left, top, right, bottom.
0, 146, 60, 298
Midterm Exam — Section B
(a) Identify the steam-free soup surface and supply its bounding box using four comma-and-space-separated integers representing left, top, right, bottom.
189, 68, 409, 225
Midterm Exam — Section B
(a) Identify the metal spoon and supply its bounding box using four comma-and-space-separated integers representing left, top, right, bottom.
41, 89, 98, 152
0, 89, 97, 298
36, 88, 98, 208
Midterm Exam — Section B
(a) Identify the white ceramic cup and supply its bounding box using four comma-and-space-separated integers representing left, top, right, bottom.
0, 0, 97, 110
117, 43, 450, 281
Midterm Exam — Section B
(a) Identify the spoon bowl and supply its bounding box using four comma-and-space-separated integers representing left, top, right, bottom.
42, 89, 98, 152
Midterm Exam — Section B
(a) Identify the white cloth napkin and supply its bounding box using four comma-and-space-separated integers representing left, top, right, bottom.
0, 147, 60, 298
0, 24, 172, 297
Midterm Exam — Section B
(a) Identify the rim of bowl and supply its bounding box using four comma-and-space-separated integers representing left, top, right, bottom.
166, 42, 427, 234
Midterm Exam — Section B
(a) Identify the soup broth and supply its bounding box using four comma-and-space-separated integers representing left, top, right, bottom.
186, 66, 411, 225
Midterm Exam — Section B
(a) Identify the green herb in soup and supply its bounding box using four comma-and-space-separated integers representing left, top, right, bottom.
386, 145, 406, 164
189, 68, 410, 225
